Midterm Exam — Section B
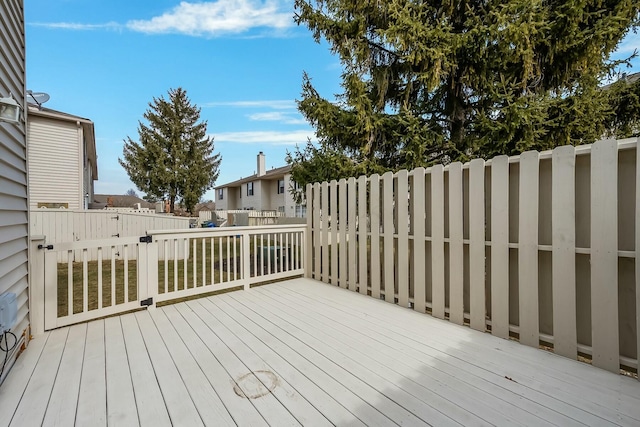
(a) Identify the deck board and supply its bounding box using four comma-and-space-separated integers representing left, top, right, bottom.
75, 320, 107, 427
280, 280, 640, 424
149, 307, 236, 426
104, 316, 139, 426
10, 327, 69, 427
1, 278, 639, 426
255, 286, 565, 426
120, 313, 172, 427
206, 295, 367, 427
42, 323, 86, 427
0, 331, 48, 427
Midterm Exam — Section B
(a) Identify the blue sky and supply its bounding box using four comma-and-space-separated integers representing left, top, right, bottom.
25, 1, 639, 202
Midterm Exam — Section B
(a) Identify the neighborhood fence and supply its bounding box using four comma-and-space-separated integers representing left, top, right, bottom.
198, 209, 285, 227
199, 210, 285, 226
30, 210, 192, 262
31, 225, 305, 332
307, 138, 640, 374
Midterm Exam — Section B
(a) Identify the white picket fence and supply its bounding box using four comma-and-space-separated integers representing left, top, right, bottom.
307, 138, 640, 374
30, 210, 192, 261
30, 225, 306, 332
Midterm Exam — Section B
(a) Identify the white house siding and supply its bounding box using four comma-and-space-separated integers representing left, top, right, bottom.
246, 180, 263, 210
267, 179, 285, 212
27, 116, 81, 209
0, 0, 28, 383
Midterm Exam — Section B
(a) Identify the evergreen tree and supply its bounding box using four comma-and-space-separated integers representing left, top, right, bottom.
119, 88, 221, 214
289, 0, 639, 185
604, 73, 640, 138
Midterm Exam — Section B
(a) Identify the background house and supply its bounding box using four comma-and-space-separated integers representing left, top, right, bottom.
215, 152, 305, 217
0, 0, 28, 384
27, 105, 97, 210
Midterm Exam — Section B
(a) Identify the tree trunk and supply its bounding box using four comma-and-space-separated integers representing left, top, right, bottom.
445, 73, 467, 155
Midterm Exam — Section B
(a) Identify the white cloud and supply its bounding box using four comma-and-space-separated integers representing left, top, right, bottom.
614, 31, 640, 56
29, 21, 122, 30
203, 100, 296, 109
126, 0, 293, 36
248, 111, 307, 125
213, 130, 316, 145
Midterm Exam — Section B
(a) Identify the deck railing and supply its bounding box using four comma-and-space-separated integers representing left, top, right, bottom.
31, 225, 305, 334
306, 138, 640, 375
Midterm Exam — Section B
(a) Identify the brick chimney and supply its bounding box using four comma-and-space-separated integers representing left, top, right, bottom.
257, 151, 266, 177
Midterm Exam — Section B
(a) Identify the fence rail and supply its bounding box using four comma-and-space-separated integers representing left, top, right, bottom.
307, 138, 640, 374
31, 225, 305, 333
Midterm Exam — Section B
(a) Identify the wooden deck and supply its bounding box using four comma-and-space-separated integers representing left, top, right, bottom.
1, 278, 639, 426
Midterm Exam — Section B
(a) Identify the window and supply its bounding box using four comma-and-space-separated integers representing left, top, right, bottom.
218, 188, 223, 200
247, 182, 254, 196
278, 206, 285, 213
277, 179, 285, 194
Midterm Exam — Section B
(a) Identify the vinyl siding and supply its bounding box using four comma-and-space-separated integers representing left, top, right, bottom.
27, 117, 81, 209
0, 0, 28, 384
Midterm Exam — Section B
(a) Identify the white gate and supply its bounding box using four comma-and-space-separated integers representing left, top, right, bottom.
42, 236, 148, 330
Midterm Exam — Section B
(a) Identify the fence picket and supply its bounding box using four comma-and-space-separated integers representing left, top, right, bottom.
519, 151, 540, 347
330, 180, 338, 286
491, 156, 510, 339
348, 177, 358, 292
370, 175, 381, 299
552, 146, 577, 358
339, 179, 348, 288
313, 183, 321, 280
431, 165, 445, 319
637, 142, 640, 380
382, 172, 395, 303
397, 170, 410, 307
448, 163, 464, 325
412, 168, 426, 313
469, 159, 486, 331
591, 140, 619, 373
358, 175, 368, 295
305, 184, 313, 278
321, 181, 329, 282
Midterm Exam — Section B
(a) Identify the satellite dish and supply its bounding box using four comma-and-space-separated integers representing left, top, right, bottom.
27, 90, 50, 108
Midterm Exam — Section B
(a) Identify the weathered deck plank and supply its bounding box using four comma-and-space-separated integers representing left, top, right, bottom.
281, 280, 640, 425
1, 278, 639, 426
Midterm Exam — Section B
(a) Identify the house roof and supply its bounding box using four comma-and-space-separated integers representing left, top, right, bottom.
27, 105, 93, 124
27, 105, 98, 179
601, 72, 640, 90
215, 164, 292, 189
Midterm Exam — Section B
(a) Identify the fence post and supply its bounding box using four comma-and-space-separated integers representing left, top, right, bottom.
242, 232, 251, 290
138, 235, 158, 310
29, 236, 46, 336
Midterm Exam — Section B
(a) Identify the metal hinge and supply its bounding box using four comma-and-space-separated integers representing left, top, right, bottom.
38, 244, 54, 250
112, 233, 120, 238
140, 298, 153, 307
139, 235, 152, 243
